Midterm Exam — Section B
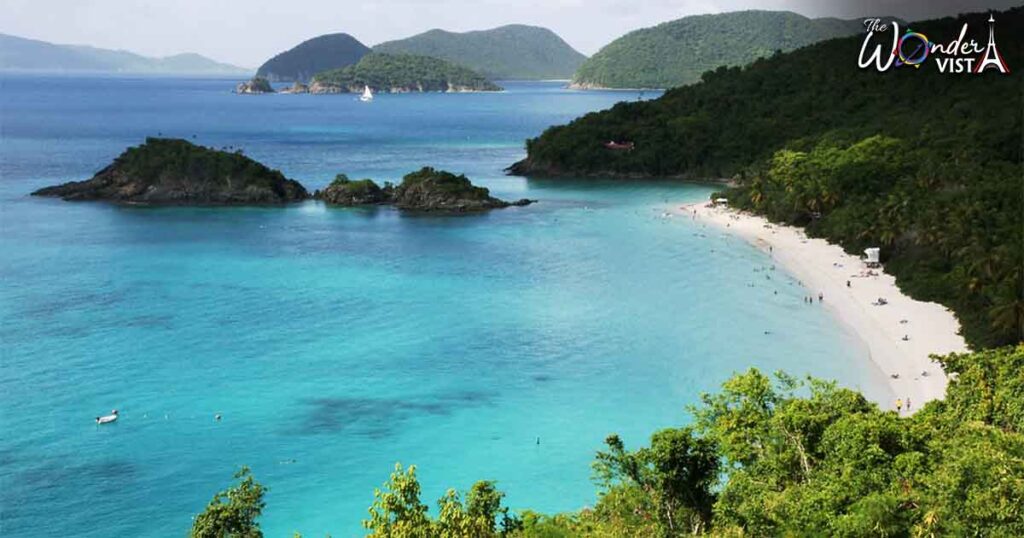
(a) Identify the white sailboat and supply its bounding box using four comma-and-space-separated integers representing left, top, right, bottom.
359, 85, 373, 102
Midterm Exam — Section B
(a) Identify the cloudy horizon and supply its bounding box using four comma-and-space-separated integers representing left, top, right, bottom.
2, 0, 1018, 68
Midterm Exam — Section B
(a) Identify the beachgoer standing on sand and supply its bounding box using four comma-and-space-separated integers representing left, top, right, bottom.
906, 398, 911, 411
818, 292, 824, 302
895, 398, 903, 413
847, 280, 851, 288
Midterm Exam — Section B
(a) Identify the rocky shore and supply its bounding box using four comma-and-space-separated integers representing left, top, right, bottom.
235, 77, 275, 94
279, 82, 309, 94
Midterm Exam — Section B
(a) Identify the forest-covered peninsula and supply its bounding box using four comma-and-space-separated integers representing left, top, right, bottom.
512, 7, 1023, 349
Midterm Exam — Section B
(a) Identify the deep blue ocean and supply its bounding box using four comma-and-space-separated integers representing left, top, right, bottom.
0, 76, 887, 537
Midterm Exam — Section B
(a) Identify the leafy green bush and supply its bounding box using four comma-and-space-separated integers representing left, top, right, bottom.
572, 10, 862, 89
198, 346, 1024, 537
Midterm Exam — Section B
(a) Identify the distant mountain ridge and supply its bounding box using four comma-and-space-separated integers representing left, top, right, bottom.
373, 24, 587, 80
571, 10, 865, 89
0, 33, 250, 75
255, 33, 370, 82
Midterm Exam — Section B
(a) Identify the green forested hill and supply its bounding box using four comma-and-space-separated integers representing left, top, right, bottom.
373, 24, 586, 80
256, 33, 370, 82
571, 10, 863, 89
310, 53, 500, 93
513, 8, 1023, 348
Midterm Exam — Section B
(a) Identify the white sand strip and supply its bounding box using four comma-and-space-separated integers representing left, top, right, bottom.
678, 202, 968, 412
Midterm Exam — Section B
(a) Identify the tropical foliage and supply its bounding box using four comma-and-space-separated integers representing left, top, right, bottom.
362, 463, 522, 537
571, 10, 862, 89
190, 467, 266, 538
109, 138, 299, 192
515, 7, 1024, 347
397, 167, 490, 198
194, 345, 1024, 536
374, 25, 586, 81
312, 53, 501, 93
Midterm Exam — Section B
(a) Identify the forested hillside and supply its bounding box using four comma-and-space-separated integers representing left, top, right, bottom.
256, 33, 370, 82
373, 25, 586, 80
513, 8, 1024, 348
310, 53, 500, 93
571, 10, 862, 89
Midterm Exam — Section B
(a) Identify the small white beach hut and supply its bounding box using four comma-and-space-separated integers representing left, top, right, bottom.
713, 197, 729, 206
864, 247, 881, 267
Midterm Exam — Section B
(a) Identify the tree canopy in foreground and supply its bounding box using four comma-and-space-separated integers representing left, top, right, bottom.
192, 345, 1024, 537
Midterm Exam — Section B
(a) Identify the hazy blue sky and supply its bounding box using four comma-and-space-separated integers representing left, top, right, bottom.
2, 0, 1016, 67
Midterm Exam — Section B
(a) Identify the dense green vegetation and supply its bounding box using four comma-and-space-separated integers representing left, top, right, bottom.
32, 137, 308, 204
315, 168, 529, 211
316, 173, 390, 204
190, 467, 266, 538
514, 8, 1023, 347
571, 10, 862, 89
396, 167, 490, 198
110, 138, 306, 195
373, 25, 586, 80
192, 345, 1024, 537
311, 53, 500, 93
256, 33, 370, 82
391, 167, 521, 211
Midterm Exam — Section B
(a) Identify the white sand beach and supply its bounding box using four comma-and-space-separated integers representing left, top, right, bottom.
679, 201, 968, 412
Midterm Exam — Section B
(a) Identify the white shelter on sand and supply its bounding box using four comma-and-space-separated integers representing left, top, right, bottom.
865, 247, 881, 267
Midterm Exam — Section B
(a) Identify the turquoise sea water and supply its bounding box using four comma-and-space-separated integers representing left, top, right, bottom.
0, 76, 888, 537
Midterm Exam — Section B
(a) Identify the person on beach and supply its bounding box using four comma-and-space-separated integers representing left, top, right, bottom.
818, 292, 823, 302
847, 280, 851, 288
906, 398, 912, 411
895, 398, 903, 413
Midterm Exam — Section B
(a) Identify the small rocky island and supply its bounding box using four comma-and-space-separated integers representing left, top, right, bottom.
33, 139, 528, 211
235, 77, 275, 94
308, 53, 501, 94
316, 168, 533, 212
32, 138, 308, 205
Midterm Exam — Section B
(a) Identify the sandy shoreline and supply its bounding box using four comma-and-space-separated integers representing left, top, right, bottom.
678, 201, 967, 412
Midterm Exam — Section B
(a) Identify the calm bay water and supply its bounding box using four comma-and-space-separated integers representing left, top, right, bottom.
0, 76, 886, 537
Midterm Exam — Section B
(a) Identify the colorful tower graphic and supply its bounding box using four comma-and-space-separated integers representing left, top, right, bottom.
974, 14, 1010, 74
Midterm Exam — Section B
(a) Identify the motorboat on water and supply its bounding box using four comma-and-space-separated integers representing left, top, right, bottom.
359, 85, 374, 102
96, 410, 118, 424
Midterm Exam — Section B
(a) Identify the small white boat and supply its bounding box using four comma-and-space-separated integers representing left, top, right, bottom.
359, 85, 374, 102
96, 410, 118, 424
